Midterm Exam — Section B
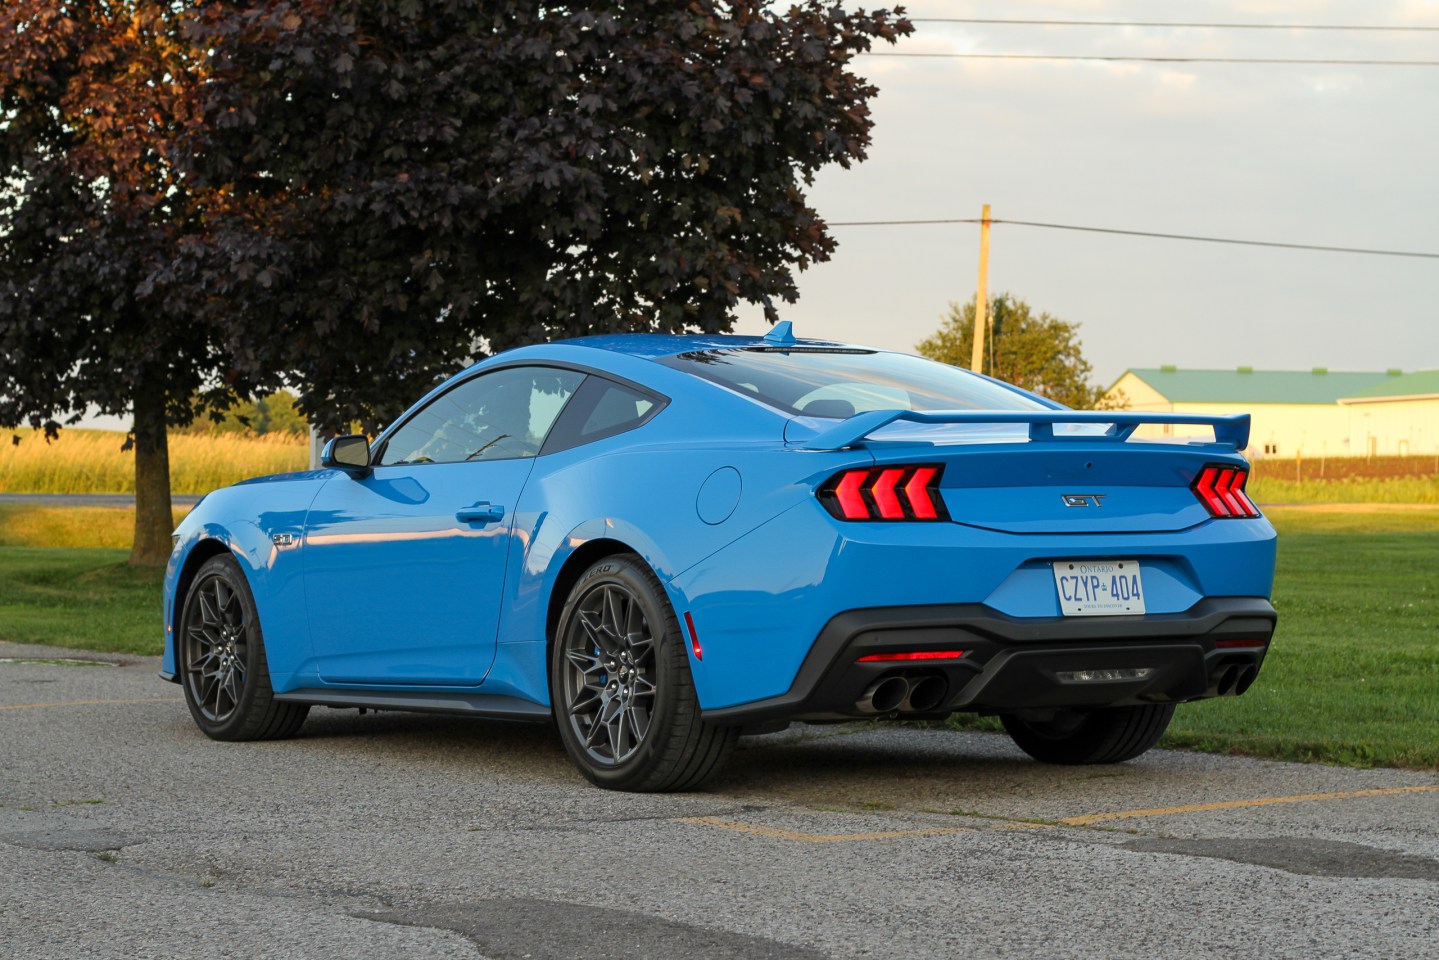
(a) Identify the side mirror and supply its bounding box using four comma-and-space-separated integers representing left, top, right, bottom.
320, 435, 371, 476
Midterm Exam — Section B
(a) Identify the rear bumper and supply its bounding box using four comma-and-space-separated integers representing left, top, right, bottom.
701, 597, 1276, 724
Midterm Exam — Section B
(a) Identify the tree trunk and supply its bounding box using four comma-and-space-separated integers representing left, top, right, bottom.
130, 386, 174, 567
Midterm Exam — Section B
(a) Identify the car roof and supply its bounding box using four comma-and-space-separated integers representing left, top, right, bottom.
554, 331, 864, 360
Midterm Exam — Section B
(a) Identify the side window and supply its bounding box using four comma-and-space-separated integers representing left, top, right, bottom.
378, 366, 584, 466
543, 377, 664, 455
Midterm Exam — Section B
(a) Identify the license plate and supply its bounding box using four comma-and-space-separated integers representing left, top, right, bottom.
1052, 560, 1146, 616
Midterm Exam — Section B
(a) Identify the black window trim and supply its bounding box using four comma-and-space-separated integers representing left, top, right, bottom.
369, 360, 669, 467
539, 374, 669, 457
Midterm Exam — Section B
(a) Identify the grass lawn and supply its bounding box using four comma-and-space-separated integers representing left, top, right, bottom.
1162, 508, 1438, 769
0, 503, 1435, 769
0, 547, 165, 655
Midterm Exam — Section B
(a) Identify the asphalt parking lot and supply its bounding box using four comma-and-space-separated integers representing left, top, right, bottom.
3, 640, 1436, 960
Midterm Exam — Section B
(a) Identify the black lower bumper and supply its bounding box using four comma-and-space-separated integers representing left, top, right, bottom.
702, 597, 1277, 724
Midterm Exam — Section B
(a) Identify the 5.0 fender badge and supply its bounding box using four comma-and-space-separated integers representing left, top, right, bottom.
1061, 494, 1106, 508
271, 533, 298, 547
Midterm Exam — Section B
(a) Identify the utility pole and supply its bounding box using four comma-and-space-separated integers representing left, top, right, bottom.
970, 203, 991, 374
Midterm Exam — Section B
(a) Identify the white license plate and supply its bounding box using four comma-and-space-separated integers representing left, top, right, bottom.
1052, 560, 1146, 616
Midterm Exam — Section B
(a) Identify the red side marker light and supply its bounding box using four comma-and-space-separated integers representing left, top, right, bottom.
683, 611, 702, 661
856, 650, 969, 663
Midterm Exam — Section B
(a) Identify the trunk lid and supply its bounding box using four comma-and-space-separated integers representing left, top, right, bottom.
791, 410, 1252, 534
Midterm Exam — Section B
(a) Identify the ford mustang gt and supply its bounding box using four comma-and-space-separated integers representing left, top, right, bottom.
162, 323, 1277, 790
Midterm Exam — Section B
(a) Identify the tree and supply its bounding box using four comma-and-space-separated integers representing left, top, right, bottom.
175, 0, 914, 434
916, 295, 1114, 409
0, 1, 912, 564
0, 2, 264, 565
177, 391, 308, 437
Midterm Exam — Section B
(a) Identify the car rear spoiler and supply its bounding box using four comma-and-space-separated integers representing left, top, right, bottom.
799, 410, 1251, 452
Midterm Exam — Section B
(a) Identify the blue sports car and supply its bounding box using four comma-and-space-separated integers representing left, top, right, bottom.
162, 323, 1277, 790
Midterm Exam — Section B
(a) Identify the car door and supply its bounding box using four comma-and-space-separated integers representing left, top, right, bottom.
302, 365, 585, 685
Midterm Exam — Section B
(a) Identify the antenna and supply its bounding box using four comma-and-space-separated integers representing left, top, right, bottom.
763, 321, 797, 346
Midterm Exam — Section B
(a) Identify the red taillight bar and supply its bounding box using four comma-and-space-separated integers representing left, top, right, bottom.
818, 464, 949, 522
856, 650, 969, 662
1191, 464, 1260, 519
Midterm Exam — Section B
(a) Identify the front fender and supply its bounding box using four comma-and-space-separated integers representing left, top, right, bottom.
162, 487, 319, 690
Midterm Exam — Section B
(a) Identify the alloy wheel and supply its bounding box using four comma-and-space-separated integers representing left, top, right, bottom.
561, 583, 658, 765
183, 574, 250, 723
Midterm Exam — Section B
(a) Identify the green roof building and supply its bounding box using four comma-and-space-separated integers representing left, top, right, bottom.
1104, 367, 1436, 457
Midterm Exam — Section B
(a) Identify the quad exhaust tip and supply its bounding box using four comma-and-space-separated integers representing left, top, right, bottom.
1211, 660, 1261, 697
856, 674, 949, 715
903, 675, 947, 713
858, 676, 910, 714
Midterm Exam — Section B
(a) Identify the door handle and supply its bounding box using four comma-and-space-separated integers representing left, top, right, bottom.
455, 503, 505, 525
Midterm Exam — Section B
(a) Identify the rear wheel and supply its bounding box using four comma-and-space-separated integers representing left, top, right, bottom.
552, 555, 737, 791
1000, 704, 1174, 764
179, 555, 309, 742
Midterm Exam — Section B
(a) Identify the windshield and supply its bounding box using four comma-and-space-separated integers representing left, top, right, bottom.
656, 347, 1049, 418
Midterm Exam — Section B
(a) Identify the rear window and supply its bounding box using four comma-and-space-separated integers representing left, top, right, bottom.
656, 348, 1048, 418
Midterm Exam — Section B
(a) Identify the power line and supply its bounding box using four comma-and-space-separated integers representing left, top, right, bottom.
825, 218, 1439, 260
908, 18, 1439, 33
861, 52, 1439, 66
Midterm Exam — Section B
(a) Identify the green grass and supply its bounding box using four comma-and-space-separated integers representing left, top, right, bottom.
0, 548, 165, 655
1250, 474, 1439, 504
1, 505, 1435, 768
0, 505, 190, 549
1161, 525, 1438, 768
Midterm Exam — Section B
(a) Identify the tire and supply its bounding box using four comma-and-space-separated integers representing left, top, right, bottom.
1000, 703, 1175, 765
551, 555, 737, 791
178, 555, 309, 742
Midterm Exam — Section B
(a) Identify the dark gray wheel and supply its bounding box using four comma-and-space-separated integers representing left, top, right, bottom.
552, 555, 737, 791
179, 555, 308, 741
1000, 703, 1174, 765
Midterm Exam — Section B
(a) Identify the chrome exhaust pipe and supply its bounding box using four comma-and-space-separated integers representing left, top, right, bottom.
902, 675, 947, 713
857, 675, 909, 714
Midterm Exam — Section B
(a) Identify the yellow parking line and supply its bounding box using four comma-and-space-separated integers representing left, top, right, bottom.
1060, 785, 1439, 826
0, 697, 183, 711
677, 816, 975, 843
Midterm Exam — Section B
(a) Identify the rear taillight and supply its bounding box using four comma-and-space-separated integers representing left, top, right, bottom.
819, 465, 948, 521
1191, 464, 1260, 519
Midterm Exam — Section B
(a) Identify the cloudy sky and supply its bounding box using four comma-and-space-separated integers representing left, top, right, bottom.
734, 0, 1439, 390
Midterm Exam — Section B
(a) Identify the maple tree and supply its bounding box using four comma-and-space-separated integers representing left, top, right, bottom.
1, 1, 911, 565
0, 2, 241, 564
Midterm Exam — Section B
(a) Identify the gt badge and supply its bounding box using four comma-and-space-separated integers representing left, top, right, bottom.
1061, 494, 1106, 508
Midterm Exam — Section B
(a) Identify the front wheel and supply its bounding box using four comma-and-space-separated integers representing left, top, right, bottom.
551, 555, 737, 791
179, 555, 309, 742
1000, 703, 1174, 765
